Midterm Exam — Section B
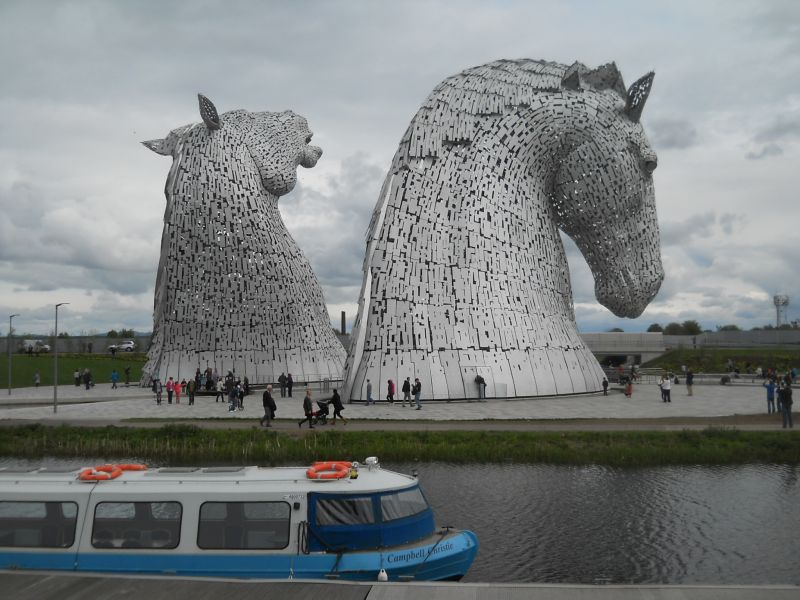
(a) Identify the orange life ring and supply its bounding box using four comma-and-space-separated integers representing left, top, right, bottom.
306, 461, 352, 480
117, 463, 148, 471
78, 464, 123, 481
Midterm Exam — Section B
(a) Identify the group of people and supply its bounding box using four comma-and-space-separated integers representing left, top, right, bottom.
72, 368, 94, 389
763, 376, 794, 428
365, 377, 423, 409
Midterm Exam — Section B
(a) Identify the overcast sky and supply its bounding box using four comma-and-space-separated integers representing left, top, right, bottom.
1, 0, 798, 337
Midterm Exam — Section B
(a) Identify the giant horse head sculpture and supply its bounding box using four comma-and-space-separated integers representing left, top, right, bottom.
140, 95, 344, 385
344, 59, 664, 400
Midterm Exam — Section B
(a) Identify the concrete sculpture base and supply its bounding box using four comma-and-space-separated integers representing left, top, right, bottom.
344, 59, 663, 401
141, 95, 345, 384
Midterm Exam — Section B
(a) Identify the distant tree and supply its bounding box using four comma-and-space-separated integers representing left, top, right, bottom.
681, 320, 703, 335
717, 324, 741, 331
607, 327, 624, 332
106, 329, 119, 337
119, 328, 135, 337
57, 332, 70, 338
663, 322, 683, 335
646, 323, 663, 332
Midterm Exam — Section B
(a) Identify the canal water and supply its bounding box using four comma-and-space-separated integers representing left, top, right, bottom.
2, 458, 798, 585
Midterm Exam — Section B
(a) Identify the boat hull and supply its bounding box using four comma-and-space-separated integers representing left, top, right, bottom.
0, 530, 478, 582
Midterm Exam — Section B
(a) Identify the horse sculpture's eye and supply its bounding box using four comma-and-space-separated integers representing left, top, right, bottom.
305, 135, 313, 144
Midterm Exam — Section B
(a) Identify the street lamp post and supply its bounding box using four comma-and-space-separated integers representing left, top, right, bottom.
54, 303, 69, 414
7, 314, 19, 395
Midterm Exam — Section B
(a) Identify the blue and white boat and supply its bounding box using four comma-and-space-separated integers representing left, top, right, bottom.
0, 458, 477, 581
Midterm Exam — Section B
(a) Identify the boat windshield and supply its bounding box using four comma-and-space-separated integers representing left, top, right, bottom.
307, 486, 434, 552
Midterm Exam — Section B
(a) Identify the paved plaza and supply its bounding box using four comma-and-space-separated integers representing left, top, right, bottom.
0, 380, 789, 430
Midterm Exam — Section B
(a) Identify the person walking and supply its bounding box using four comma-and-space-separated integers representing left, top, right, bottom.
386, 379, 395, 403
124, 366, 131, 387
764, 379, 776, 414
215, 378, 224, 402
73, 369, 81, 387
166, 377, 175, 404
624, 376, 633, 398
413, 378, 422, 410
278, 372, 287, 397
298, 389, 314, 429
152, 378, 163, 405
287, 373, 294, 397
601, 377, 608, 396
365, 379, 374, 405
83, 369, 92, 390
401, 377, 412, 407
174, 379, 183, 404
330, 388, 347, 425
237, 381, 245, 411
260, 385, 276, 427
187, 378, 196, 406
227, 379, 238, 413
110, 369, 119, 390
781, 380, 793, 429
33, 370, 40, 387
686, 369, 694, 396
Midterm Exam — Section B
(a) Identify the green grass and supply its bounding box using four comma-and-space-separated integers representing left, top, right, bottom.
1, 425, 798, 466
643, 347, 800, 373
0, 353, 147, 388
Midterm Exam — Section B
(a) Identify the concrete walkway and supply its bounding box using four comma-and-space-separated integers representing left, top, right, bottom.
2, 571, 797, 600
0, 380, 792, 431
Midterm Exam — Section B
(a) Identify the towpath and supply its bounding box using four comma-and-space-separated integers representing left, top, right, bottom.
0, 380, 792, 431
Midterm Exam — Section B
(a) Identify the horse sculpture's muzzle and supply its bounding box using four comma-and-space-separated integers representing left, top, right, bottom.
595, 263, 664, 318
301, 145, 323, 168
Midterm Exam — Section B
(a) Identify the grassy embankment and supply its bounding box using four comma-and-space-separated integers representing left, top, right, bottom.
0, 353, 147, 388
643, 347, 800, 373
2, 424, 798, 466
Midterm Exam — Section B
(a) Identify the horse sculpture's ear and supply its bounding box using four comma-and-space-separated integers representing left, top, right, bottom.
562, 62, 584, 91
198, 93, 221, 130
625, 72, 655, 123
142, 139, 171, 155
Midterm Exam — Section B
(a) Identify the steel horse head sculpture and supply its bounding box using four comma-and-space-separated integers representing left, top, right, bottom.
344, 59, 663, 401
142, 95, 345, 384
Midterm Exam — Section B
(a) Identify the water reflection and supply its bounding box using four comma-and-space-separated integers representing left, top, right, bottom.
2, 458, 798, 584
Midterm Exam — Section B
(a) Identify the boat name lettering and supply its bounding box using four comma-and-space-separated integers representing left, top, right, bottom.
386, 542, 454, 563
282, 494, 304, 500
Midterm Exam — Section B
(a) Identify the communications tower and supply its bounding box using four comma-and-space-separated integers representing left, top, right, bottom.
774, 294, 789, 327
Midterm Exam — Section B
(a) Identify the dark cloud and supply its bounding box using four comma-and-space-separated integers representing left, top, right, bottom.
648, 118, 698, 150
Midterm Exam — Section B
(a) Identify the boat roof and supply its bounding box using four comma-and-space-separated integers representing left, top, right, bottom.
0, 463, 419, 495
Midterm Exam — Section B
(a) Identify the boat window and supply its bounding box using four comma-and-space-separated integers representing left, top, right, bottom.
315, 497, 375, 526
380, 488, 429, 521
0, 501, 78, 548
197, 502, 290, 550
92, 501, 181, 549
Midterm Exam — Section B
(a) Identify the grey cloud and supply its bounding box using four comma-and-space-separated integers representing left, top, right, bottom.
648, 118, 698, 150
659, 212, 716, 247
753, 116, 800, 144
281, 153, 386, 307
746, 143, 783, 160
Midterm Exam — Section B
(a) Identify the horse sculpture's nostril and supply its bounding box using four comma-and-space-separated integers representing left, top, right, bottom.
644, 159, 657, 174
